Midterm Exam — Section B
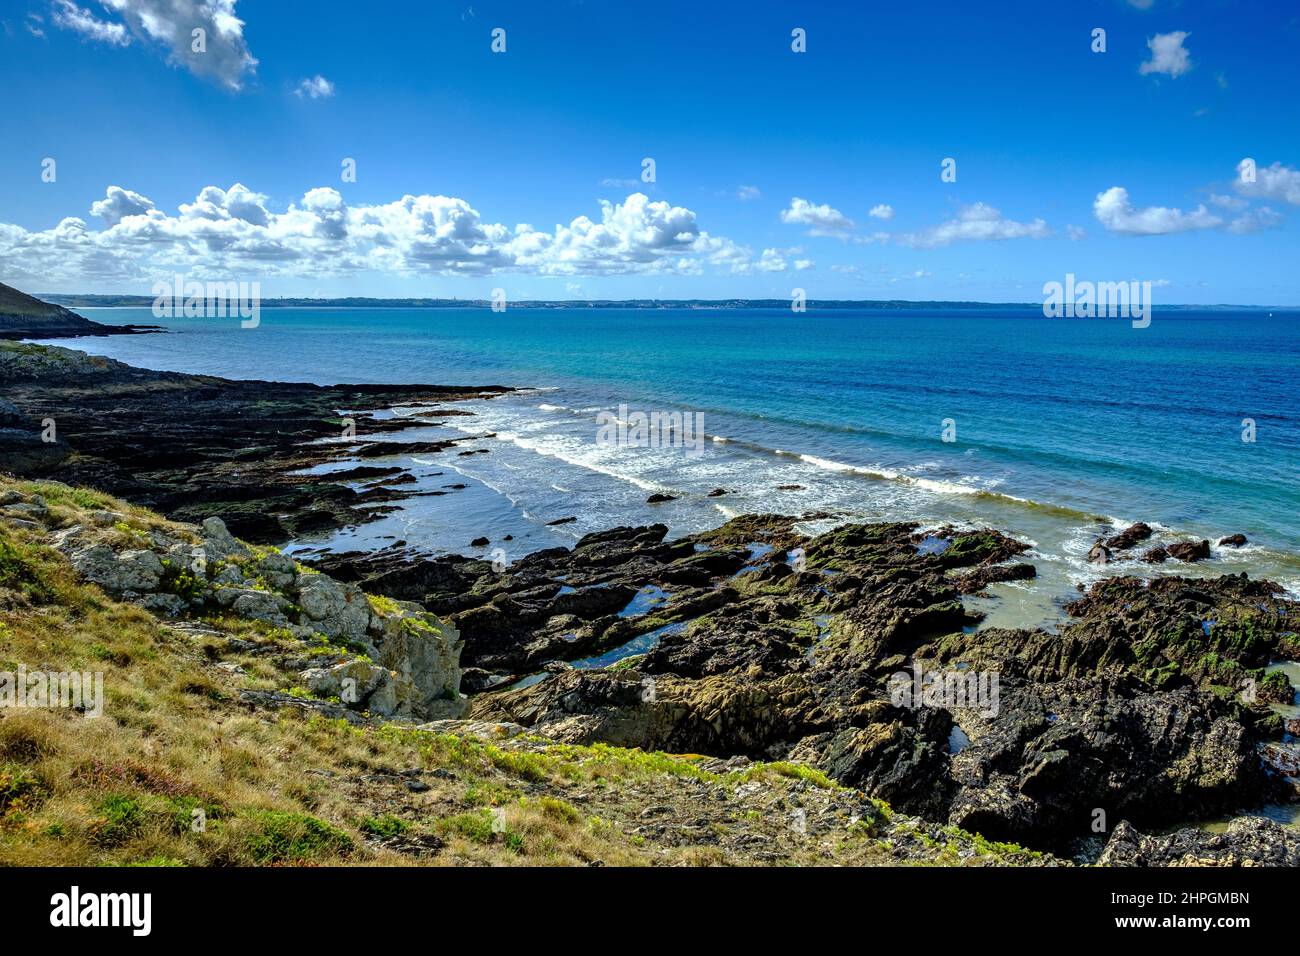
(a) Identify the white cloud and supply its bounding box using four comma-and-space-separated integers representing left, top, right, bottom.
1093, 186, 1221, 235
780, 197, 854, 236
89, 185, 156, 225
295, 74, 334, 99
1208, 192, 1248, 210
51, 0, 129, 45
1226, 207, 1282, 234
896, 202, 1049, 247
26, 12, 47, 37
0, 185, 785, 285
1065, 224, 1087, 240
737, 185, 761, 201
84, 0, 258, 89
1139, 31, 1192, 78
868, 204, 894, 220
1234, 159, 1300, 205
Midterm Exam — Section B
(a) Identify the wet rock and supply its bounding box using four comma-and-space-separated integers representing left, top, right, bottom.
1219, 534, 1248, 547
1098, 817, 1300, 867
470, 537, 490, 547
1167, 539, 1211, 562
955, 562, 1036, 595
1140, 546, 1169, 564
706, 488, 729, 497
646, 493, 677, 504
1086, 540, 1110, 565
1104, 522, 1153, 551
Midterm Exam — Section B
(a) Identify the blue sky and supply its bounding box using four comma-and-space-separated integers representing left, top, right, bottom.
2, 0, 1298, 303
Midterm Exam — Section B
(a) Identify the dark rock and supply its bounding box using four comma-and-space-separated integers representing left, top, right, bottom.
646, 493, 677, 504
470, 537, 490, 548
954, 561, 1036, 595
547, 517, 577, 525
1099, 817, 1300, 867
1140, 546, 1169, 564
1104, 522, 1153, 551
706, 488, 729, 497
0, 282, 164, 340
1167, 539, 1211, 562
0, 337, 510, 544
1218, 534, 1248, 547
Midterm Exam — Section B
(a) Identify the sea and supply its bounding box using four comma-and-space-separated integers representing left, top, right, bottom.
42, 305, 1300, 632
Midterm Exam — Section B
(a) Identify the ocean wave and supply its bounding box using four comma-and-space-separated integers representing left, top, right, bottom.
488, 429, 666, 493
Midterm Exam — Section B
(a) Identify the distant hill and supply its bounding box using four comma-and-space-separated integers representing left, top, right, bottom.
0, 282, 159, 339
37, 292, 1294, 311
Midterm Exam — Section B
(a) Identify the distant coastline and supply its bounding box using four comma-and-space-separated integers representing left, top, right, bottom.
40, 294, 1298, 311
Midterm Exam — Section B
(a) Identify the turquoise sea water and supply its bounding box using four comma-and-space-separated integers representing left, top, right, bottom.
45, 306, 1300, 628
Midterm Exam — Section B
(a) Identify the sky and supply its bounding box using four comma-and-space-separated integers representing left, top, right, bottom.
1, 0, 1298, 303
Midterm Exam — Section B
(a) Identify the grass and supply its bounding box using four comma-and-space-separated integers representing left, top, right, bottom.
0, 476, 1052, 867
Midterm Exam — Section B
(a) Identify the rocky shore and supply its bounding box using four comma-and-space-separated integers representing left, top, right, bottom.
0, 339, 510, 542
0, 281, 162, 340
316, 516, 1300, 857
2, 334, 1298, 865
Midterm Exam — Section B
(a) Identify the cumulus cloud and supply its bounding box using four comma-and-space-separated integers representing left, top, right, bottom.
1093, 186, 1221, 235
868, 204, 894, 220
62, 0, 259, 89
780, 198, 855, 236
1139, 31, 1192, 78
896, 202, 1049, 248
295, 74, 334, 99
51, 0, 129, 45
89, 185, 156, 225
1234, 159, 1300, 205
0, 185, 792, 285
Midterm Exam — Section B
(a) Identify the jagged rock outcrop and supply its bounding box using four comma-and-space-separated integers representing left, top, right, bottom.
1099, 817, 1300, 866
3, 484, 466, 719
347, 514, 1299, 854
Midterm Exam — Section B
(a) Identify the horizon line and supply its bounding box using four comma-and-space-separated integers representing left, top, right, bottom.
38, 294, 1300, 310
